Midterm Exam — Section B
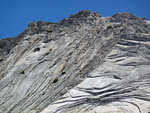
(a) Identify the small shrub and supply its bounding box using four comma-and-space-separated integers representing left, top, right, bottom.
47, 29, 52, 33
61, 71, 66, 75
11, 51, 14, 54
13, 42, 17, 46
49, 48, 52, 51
0, 58, 3, 62
21, 70, 25, 74
107, 25, 113, 29
53, 78, 58, 83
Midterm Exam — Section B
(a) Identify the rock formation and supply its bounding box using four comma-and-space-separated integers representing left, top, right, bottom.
0, 10, 150, 113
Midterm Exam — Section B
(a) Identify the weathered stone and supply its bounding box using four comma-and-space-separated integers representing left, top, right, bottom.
0, 11, 150, 113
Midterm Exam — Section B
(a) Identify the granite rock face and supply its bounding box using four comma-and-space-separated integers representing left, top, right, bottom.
0, 11, 150, 113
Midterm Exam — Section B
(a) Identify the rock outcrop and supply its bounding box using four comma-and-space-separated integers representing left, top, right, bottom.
0, 10, 150, 113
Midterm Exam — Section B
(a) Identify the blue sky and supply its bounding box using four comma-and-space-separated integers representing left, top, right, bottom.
0, 0, 150, 39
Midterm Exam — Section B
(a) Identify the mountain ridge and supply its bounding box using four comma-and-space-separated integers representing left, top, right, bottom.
0, 10, 150, 113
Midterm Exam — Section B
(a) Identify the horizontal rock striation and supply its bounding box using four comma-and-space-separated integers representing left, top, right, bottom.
0, 11, 150, 113
42, 33, 150, 113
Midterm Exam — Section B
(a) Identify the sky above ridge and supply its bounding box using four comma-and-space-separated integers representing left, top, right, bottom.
0, 0, 150, 39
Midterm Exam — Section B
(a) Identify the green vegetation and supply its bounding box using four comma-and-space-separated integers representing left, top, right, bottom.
53, 78, 58, 83
13, 42, 18, 46
21, 70, 25, 74
47, 29, 52, 33
61, 71, 66, 75
49, 48, 52, 51
0, 58, 3, 62
107, 25, 113, 29
11, 51, 14, 54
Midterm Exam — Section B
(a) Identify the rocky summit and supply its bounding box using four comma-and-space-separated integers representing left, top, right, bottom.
0, 10, 150, 113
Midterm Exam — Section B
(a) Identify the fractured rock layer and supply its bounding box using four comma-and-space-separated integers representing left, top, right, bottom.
0, 11, 150, 113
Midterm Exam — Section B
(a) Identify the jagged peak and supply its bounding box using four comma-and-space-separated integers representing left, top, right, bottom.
69, 10, 101, 18
59, 10, 101, 26
111, 12, 146, 22
70, 10, 91, 18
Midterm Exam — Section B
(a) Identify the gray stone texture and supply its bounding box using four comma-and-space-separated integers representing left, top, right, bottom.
0, 10, 150, 113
